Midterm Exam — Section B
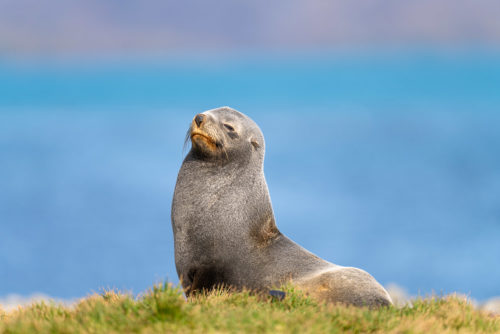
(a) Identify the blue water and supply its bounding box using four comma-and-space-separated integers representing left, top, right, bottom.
1, 51, 500, 300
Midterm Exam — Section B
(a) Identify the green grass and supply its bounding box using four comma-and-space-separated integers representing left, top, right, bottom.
1, 283, 498, 333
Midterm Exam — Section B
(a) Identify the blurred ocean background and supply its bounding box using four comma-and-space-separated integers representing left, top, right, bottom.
1, 0, 500, 305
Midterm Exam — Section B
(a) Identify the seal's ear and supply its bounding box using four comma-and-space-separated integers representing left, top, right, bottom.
251, 138, 260, 149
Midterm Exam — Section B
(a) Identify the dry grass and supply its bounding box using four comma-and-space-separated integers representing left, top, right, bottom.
1, 283, 498, 333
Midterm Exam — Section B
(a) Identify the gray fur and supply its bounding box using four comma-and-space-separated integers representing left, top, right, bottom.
171, 106, 392, 307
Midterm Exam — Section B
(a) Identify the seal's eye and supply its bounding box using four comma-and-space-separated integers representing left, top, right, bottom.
223, 124, 235, 132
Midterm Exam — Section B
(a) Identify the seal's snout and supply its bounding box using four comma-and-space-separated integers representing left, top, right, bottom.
190, 113, 218, 152
194, 114, 205, 127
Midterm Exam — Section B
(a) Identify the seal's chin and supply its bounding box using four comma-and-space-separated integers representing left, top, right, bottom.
190, 131, 217, 151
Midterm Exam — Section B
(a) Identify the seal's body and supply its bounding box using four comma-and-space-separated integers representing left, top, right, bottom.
172, 107, 392, 307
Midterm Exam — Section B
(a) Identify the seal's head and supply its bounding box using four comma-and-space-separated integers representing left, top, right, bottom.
187, 107, 264, 164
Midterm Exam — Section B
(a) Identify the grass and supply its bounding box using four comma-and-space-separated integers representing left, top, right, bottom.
1, 283, 498, 334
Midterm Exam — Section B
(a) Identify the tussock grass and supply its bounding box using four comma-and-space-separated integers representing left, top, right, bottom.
1, 283, 498, 333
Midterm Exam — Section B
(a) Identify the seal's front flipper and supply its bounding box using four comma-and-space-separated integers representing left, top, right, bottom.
269, 290, 286, 301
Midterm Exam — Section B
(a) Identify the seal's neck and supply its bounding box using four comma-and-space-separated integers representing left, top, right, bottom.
182, 150, 261, 181
172, 150, 273, 241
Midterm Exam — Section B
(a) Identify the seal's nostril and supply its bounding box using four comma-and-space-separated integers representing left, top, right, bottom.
195, 114, 205, 127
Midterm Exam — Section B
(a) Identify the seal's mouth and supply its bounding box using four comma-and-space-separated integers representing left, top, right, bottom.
190, 130, 217, 149
190, 131, 214, 143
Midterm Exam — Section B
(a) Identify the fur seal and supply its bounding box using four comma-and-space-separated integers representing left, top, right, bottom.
171, 107, 392, 307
